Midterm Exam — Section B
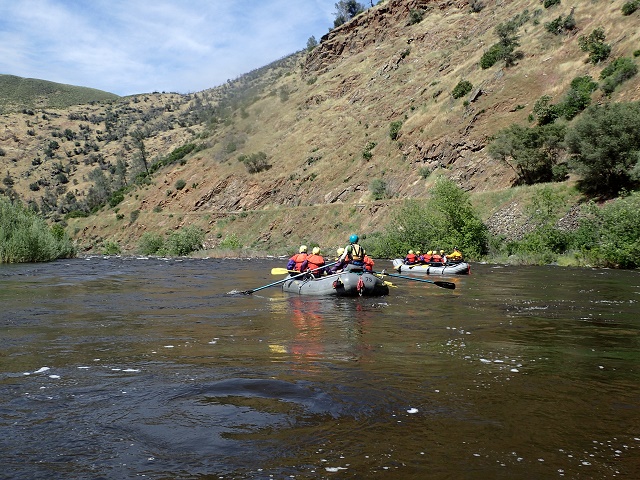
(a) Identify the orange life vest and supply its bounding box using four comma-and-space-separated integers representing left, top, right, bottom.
404, 253, 418, 264
363, 255, 374, 272
431, 254, 443, 263
306, 254, 325, 273
290, 253, 307, 271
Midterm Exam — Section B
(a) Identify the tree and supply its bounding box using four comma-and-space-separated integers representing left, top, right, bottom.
565, 102, 640, 197
334, 0, 365, 27
306, 36, 318, 52
130, 129, 149, 175
489, 123, 566, 185
578, 27, 611, 64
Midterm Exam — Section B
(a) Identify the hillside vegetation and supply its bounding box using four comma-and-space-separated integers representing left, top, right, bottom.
0, 75, 119, 113
1, 0, 640, 265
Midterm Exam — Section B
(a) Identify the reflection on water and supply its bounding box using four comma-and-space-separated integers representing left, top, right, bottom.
1, 257, 639, 479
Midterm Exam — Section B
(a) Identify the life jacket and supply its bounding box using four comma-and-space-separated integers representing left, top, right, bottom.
347, 244, 364, 263
421, 254, 432, 263
404, 253, 418, 264
363, 255, 374, 272
432, 254, 443, 263
290, 252, 307, 271
306, 254, 325, 275
449, 250, 463, 261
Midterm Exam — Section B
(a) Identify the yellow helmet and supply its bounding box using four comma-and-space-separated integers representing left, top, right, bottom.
312, 246, 320, 255
408, 250, 414, 254
427, 250, 433, 255
337, 247, 345, 255
440, 250, 444, 254
416, 250, 421, 255
299, 245, 307, 253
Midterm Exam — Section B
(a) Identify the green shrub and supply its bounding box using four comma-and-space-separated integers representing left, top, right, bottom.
543, 0, 561, 7
0, 198, 75, 263
130, 209, 140, 223
621, 1, 640, 15
418, 166, 432, 179
451, 80, 473, 99
238, 151, 271, 173
599, 57, 638, 95
408, 9, 424, 25
389, 120, 403, 140
544, 13, 576, 35
219, 233, 241, 250
165, 226, 205, 256
565, 101, 640, 197
138, 232, 165, 255
370, 178, 389, 200
366, 177, 488, 259
557, 76, 597, 119
175, 179, 186, 190
102, 240, 121, 255
578, 27, 611, 64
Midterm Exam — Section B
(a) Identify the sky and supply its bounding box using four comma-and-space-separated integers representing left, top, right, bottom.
0, 0, 338, 96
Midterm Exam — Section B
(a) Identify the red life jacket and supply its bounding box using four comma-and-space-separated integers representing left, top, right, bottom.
404, 253, 418, 264
363, 255, 374, 272
290, 253, 307, 271
431, 254, 443, 263
306, 254, 325, 272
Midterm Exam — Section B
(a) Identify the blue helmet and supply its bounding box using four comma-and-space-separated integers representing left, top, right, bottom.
349, 234, 359, 243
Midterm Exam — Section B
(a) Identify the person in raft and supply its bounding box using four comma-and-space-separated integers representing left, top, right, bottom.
448, 246, 464, 262
363, 254, 375, 272
338, 234, 365, 270
329, 247, 348, 274
300, 247, 325, 277
404, 249, 419, 265
286, 245, 308, 272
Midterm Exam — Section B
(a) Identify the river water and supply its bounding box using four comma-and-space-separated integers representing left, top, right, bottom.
1, 257, 639, 479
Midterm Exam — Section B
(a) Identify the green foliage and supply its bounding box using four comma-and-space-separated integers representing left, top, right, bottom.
408, 9, 424, 25
362, 141, 376, 160
165, 226, 205, 256
543, 0, 561, 7
470, 0, 485, 13
418, 166, 432, 179
0, 198, 75, 263
219, 233, 242, 250
238, 151, 271, 173
175, 179, 187, 190
451, 80, 473, 99
366, 177, 488, 259
369, 178, 389, 200
149, 142, 204, 174
130, 209, 140, 223
565, 101, 640, 197
544, 13, 576, 35
488, 123, 567, 185
559, 76, 597, 119
389, 120, 403, 141
599, 57, 638, 95
578, 28, 611, 64
621, 1, 640, 15
533, 95, 560, 125
306, 36, 318, 52
101, 240, 121, 255
138, 232, 165, 255
333, 0, 366, 28
480, 13, 528, 69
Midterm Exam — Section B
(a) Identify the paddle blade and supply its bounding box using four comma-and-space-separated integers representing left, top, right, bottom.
434, 281, 456, 290
270, 267, 291, 275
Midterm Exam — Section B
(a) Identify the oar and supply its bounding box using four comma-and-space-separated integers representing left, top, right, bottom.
375, 270, 456, 290
239, 261, 339, 294
271, 267, 297, 275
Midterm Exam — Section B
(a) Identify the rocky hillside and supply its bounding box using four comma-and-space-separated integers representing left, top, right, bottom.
1, 0, 639, 255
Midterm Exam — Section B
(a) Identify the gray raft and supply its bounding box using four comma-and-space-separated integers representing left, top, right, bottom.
281, 271, 389, 296
392, 258, 470, 275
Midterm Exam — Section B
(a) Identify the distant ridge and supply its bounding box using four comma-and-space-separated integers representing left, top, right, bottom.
0, 74, 119, 112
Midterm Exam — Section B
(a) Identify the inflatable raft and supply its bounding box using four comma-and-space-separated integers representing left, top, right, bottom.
392, 259, 470, 275
281, 270, 389, 296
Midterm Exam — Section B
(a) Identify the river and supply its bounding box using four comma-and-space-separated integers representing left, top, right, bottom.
1, 257, 639, 479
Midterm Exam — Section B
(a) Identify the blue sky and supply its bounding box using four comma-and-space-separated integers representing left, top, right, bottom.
0, 0, 336, 96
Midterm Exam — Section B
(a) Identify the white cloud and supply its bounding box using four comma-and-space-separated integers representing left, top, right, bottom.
0, 0, 337, 95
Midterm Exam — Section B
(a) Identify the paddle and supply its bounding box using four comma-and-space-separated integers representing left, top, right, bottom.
271, 267, 297, 275
375, 270, 456, 290
239, 261, 339, 294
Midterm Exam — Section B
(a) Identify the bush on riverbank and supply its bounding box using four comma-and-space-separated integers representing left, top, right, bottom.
365, 177, 489, 259
0, 197, 75, 263
137, 225, 204, 256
